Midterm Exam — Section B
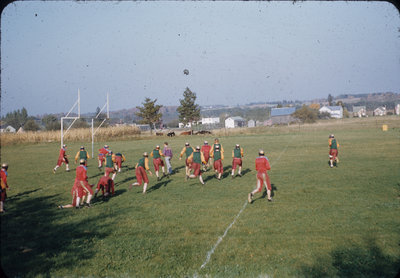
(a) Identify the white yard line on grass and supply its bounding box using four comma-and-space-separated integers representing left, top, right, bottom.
199, 136, 295, 270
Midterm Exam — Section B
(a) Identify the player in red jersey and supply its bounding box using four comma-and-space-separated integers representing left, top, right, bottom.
98, 145, 109, 170
130, 152, 153, 194
75, 159, 93, 207
1, 163, 10, 213
53, 144, 70, 173
58, 179, 83, 209
231, 144, 244, 178
248, 150, 272, 203
187, 146, 206, 184
201, 141, 211, 171
94, 175, 115, 197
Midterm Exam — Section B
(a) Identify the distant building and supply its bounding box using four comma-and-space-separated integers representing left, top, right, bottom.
395, 104, 400, 115
225, 116, 246, 128
270, 107, 297, 124
200, 117, 220, 125
373, 107, 386, 116
319, 106, 343, 119
352, 106, 366, 118
247, 119, 256, 128
0, 125, 16, 133
134, 124, 151, 131
178, 122, 192, 128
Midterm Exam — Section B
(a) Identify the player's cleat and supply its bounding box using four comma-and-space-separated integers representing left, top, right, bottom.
83, 202, 91, 208
75, 206, 81, 209
66, 169, 70, 172
157, 177, 161, 181
58, 205, 63, 209
248, 193, 253, 204
53, 169, 56, 174
268, 198, 273, 202
118, 169, 121, 173
231, 175, 234, 179
238, 173, 242, 177
185, 175, 189, 181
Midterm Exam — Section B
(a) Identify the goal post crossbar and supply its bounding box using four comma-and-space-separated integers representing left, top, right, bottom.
61, 90, 80, 147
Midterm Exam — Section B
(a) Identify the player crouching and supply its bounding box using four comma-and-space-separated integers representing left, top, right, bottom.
95, 175, 115, 198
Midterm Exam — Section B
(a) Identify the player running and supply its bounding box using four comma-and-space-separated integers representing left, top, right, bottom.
53, 144, 70, 173
97, 145, 109, 170
75, 146, 90, 166
186, 146, 206, 184
231, 144, 244, 178
179, 142, 194, 178
211, 145, 224, 180
248, 150, 272, 204
201, 141, 211, 171
162, 142, 173, 175
150, 145, 166, 181
114, 152, 126, 173
329, 134, 339, 168
130, 152, 153, 194
104, 150, 116, 180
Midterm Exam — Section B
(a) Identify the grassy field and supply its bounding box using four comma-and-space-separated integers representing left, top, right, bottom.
1, 117, 400, 277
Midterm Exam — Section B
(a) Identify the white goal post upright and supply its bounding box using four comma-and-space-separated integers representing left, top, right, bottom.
91, 93, 110, 158
61, 89, 81, 148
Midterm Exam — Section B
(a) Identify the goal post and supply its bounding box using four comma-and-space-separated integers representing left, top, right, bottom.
61, 89, 81, 148
91, 93, 110, 158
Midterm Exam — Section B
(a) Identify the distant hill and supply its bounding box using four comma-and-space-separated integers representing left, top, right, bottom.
36, 92, 399, 124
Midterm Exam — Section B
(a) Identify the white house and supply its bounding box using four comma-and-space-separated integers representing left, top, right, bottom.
373, 107, 386, 116
225, 116, 245, 129
0, 125, 16, 133
178, 122, 192, 128
319, 106, 343, 119
395, 104, 400, 115
352, 106, 366, 118
201, 117, 220, 125
247, 119, 256, 128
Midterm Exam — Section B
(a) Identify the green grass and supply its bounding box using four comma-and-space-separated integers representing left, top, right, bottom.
1, 118, 400, 277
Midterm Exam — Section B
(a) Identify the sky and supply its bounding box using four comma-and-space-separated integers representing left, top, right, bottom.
1, 1, 400, 116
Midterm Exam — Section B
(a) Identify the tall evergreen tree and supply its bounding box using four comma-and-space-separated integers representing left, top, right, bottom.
177, 87, 201, 127
135, 98, 163, 134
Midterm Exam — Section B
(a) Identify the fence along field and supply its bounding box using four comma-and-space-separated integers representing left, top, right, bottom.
0, 117, 399, 277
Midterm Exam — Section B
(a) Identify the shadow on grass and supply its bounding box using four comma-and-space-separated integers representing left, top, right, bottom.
203, 173, 218, 183
299, 238, 400, 277
1, 194, 115, 277
88, 172, 106, 179
93, 189, 126, 203
115, 176, 135, 187
241, 168, 251, 176
146, 179, 172, 193
172, 165, 185, 173
252, 184, 277, 203
7, 188, 41, 201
